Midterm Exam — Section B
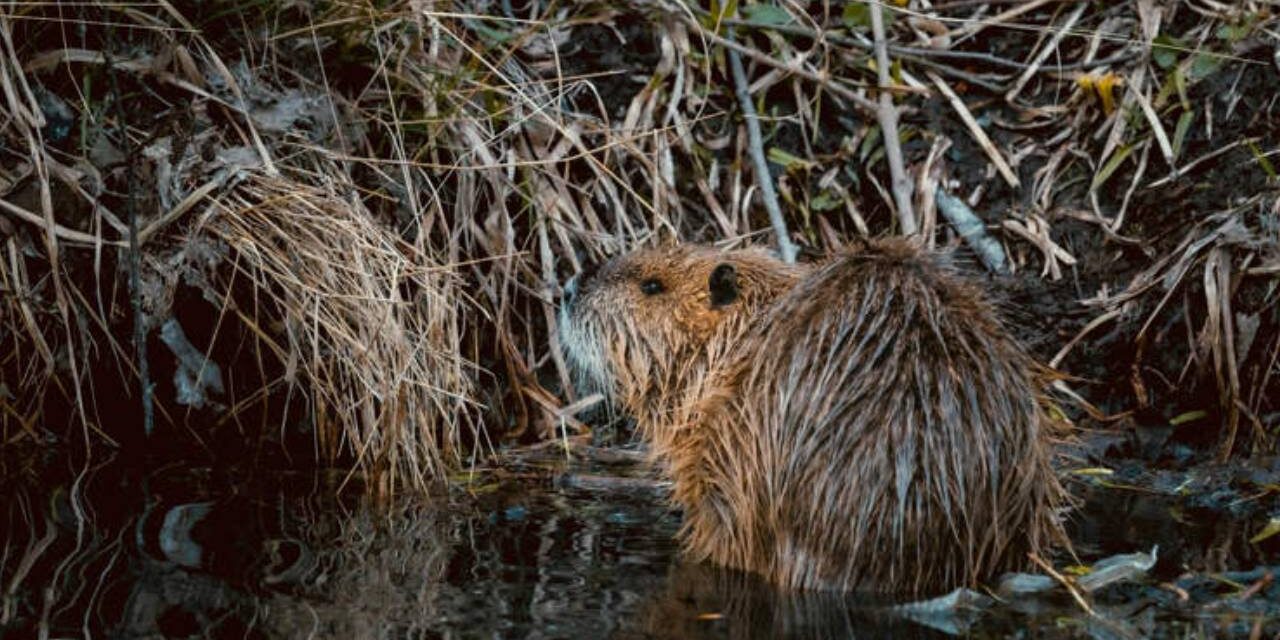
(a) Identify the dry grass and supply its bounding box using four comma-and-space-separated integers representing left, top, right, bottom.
0, 0, 1277, 487
203, 175, 475, 491
1060, 195, 1280, 457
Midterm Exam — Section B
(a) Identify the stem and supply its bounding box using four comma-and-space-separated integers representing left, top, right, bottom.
726, 25, 799, 264
106, 50, 155, 437
869, 1, 918, 235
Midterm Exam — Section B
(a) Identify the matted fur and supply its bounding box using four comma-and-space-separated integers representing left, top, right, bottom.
558, 244, 807, 451
559, 239, 1067, 596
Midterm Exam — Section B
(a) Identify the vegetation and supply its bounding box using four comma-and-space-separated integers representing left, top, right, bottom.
0, 1, 1276, 494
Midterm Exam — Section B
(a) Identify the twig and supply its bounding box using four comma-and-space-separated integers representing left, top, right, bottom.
555, 473, 670, 498
106, 49, 155, 438
1001, 215, 1077, 280
726, 24, 799, 263
1146, 137, 1256, 188
902, 45, 1136, 74
1050, 308, 1123, 369
932, 0, 1073, 9
0, 198, 125, 246
915, 136, 950, 247
870, 2, 917, 235
570, 445, 648, 465
906, 55, 1006, 92
1236, 571, 1274, 601
1128, 83, 1175, 170
934, 187, 1008, 273
1005, 2, 1088, 102
927, 71, 1021, 189
138, 174, 226, 246
688, 15, 879, 114
1028, 553, 1097, 617
719, 15, 1136, 73
944, 0, 1059, 42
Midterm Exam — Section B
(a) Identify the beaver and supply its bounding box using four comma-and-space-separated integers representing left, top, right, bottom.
558, 238, 1068, 596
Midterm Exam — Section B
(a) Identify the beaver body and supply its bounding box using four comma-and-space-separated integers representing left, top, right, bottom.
558, 239, 1066, 596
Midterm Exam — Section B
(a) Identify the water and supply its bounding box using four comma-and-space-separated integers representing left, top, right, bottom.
2, 449, 1278, 639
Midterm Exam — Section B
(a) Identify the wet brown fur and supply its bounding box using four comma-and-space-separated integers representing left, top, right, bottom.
558, 239, 1068, 596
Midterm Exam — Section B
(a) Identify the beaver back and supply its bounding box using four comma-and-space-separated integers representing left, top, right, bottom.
667, 239, 1067, 595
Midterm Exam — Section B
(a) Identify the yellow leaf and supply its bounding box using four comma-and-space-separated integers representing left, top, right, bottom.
1070, 467, 1115, 476
1096, 73, 1124, 114
1077, 72, 1125, 115
1250, 517, 1280, 544
1169, 410, 1207, 426
1063, 564, 1091, 576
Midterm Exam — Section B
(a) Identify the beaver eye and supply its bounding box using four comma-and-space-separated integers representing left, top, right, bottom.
639, 278, 664, 295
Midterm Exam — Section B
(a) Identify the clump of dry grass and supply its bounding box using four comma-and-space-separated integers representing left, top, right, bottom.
0, 0, 1277, 475
1058, 195, 1280, 457
202, 175, 475, 492
0, 2, 484, 490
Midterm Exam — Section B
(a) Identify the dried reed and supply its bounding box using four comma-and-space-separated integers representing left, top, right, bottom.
0, 0, 1277, 481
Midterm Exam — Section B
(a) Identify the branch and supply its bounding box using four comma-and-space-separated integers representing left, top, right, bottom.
725, 26, 799, 264
870, 1, 917, 235
106, 50, 155, 437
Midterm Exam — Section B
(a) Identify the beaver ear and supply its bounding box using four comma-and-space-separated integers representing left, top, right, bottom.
708, 263, 739, 308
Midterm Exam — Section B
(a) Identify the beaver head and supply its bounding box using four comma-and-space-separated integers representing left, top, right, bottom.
558, 245, 805, 432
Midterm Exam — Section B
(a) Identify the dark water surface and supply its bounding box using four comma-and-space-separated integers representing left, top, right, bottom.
2, 449, 1279, 639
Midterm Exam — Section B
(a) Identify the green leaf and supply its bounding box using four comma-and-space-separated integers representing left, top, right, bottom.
858, 126, 881, 162
705, 0, 739, 31
1091, 143, 1134, 192
810, 191, 841, 211
470, 22, 513, 44
1216, 18, 1255, 44
1047, 402, 1068, 422
1151, 35, 1183, 69
843, 3, 870, 28
741, 4, 792, 26
1169, 409, 1206, 426
1248, 141, 1277, 180
767, 147, 814, 171
865, 146, 885, 170
842, 2, 891, 30
1250, 517, 1280, 544
1173, 66, 1190, 110
1188, 52, 1224, 81
720, 0, 739, 23
1172, 110, 1194, 160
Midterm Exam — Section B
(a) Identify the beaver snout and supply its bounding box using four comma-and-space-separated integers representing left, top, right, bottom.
561, 262, 600, 308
